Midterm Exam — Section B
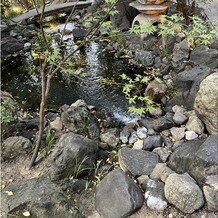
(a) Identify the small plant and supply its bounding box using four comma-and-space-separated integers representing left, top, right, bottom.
41, 127, 55, 157
121, 73, 155, 115
0, 99, 17, 123
106, 150, 119, 167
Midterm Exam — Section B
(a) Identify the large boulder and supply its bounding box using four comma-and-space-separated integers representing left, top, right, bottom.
110, 0, 139, 31
95, 168, 144, 218
46, 132, 98, 181
164, 173, 204, 213
190, 45, 218, 69
118, 147, 159, 176
1, 177, 80, 218
203, 175, 218, 212
2, 136, 32, 160
171, 66, 212, 109
1, 37, 23, 56
168, 135, 218, 182
61, 100, 100, 140
194, 72, 218, 134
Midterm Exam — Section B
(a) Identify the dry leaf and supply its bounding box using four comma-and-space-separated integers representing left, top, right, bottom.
5, 191, 13, 196
23, 211, 31, 217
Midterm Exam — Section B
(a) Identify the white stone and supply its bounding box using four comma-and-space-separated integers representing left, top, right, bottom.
136, 127, 147, 139
133, 140, 143, 149
185, 131, 198, 140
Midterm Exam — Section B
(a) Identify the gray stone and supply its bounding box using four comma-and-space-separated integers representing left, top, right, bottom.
203, 175, 218, 212
185, 130, 198, 140
172, 105, 187, 114
95, 168, 144, 218
118, 147, 159, 176
190, 45, 218, 69
173, 112, 188, 125
145, 179, 168, 211
164, 173, 204, 213
168, 135, 218, 182
1, 177, 80, 218
153, 147, 170, 163
136, 126, 147, 139
46, 133, 98, 181
170, 127, 185, 141
185, 115, 205, 135
1, 37, 23, 56
120, 126, 133, 144
100, 128, 119, 148
135, 50, 155, 67
151, 112, 175, 132
133, 140, 143, 150
150, 163, 175, 182
171, 66, 212, 110
143, 135, 163, 151
129, 131, 138, 144
50, 117, 63, 131
145, 80, 167, 103
2, 136, 32, 160
172, 39, 189, 69
194, 72, 218, 134
61, 100, 100, 140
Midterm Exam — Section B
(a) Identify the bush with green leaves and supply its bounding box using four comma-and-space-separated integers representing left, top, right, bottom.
129, 14, 216, 49
121, 73, 155, 115
0, 99, 18, 123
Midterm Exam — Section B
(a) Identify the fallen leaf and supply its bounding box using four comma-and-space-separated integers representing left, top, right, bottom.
23, 211, 31, 217
5, 191, 13, 196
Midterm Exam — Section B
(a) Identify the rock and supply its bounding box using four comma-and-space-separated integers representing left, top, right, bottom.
145, 80, 167, 102
151, 112, 175, 132
203, 175, 218, 212
185, 130, 198, 140
50, 117, 63, 131
133, 139, 143, 149
185, 115, 205, 135
118, 147, 159, 176
135, 50, 155, 67
171, 66, 211, 110
120, 125, 134, 143
190, 45, 218, 69
61, 100, 100, 140
1, 37, 23, 56
143, 135, 163, 151
172, 39, 189, 70
168, 135, 218, 182
110, 1, 138, 31
100, 128, 119, 148
145, 179, 168, 211
170, 127, 185, 141
95, 168, 144, 218
68, 179, 87, 194
136, 126, 147, 139
2, 136, 32, 160
172, 105, 187, 114
165, 173, 204, 213
149, 107, 163, 117
46, 133, 98, 181
194, 72, 218, 134
72, 28, 87, 39
137, 175, 149, 187
128, 131, 138, 144
173, 112, 188, 125
153, 147, 170, 162
1, 177, 80, 218
150, 163, 175, 182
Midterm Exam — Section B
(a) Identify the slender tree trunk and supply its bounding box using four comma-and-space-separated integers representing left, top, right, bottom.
29, 61, 47, 169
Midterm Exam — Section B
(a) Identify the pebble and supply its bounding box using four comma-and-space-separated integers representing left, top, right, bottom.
185, 131, 198, 140
136, 127, 147, 139
170, 127, 186, 141
128, 131, 138, 144
173, 112, 188, 125
133, 140, 143, 149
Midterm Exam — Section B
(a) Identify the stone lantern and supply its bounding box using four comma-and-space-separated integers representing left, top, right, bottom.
130, 0, 172, 38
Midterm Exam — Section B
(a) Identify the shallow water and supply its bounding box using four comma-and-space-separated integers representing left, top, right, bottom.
1, 40, 140, 123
